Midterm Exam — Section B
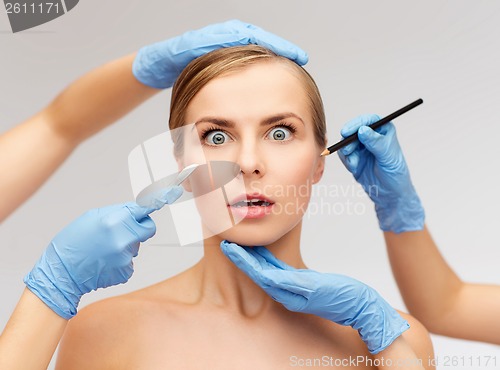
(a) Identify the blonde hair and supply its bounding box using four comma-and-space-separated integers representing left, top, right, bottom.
169, 45, 327, 156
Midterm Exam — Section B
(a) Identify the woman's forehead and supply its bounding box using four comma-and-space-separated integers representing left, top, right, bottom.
185, 62, 311, 123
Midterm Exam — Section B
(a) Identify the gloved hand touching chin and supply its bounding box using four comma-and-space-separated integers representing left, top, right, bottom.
220, 241, 409, 355
23, 186, 183, 319
132, 19, 308, 89
338, 114, 425, 233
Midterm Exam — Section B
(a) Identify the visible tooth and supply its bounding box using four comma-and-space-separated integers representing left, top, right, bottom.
231, 199, 272, 207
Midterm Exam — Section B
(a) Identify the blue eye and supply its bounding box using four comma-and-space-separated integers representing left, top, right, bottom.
268, 126, 293, 141
204, 130, 230, 146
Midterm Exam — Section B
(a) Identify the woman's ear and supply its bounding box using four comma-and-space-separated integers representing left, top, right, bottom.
312, 156, 325, 184
312, 138, 327, 184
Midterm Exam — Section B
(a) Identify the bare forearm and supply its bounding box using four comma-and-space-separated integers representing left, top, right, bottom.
44, 53, 159, 142
0, 288, 67, 370
0, 112, 75, 221
384, 226, 463, 331
0, 53, 160, 222
385, 226, 500, 342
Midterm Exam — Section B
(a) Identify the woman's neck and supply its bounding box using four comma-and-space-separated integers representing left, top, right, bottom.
190, 220, 307, 318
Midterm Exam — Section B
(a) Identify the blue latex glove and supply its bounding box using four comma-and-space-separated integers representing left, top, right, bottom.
338, 114, 425, 233
132, 19, 308, 89
23, 186, 183, 319
221, 241, 410, 354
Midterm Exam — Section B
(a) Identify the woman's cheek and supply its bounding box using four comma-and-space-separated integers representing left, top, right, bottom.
288, 150, 318, 184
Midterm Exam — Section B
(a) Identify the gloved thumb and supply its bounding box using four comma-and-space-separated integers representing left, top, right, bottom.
357, 125, 389, 160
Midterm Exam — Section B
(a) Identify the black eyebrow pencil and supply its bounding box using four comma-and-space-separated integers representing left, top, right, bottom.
320, 98, 423, 157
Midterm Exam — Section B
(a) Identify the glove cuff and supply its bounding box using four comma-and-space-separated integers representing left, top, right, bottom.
23, 248, 82, 320
353, 288, 411, 354
24, 271, 79, 320
375, 191, 425, 234
369, 317, 410, 355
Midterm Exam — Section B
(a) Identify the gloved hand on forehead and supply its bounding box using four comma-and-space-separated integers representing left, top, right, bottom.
132, 19, 309, 89
24, 186, 182, 319
221, 241, 410, 355
338, 114, 425, 233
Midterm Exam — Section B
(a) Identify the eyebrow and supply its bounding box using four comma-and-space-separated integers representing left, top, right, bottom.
194, 113, 305, 129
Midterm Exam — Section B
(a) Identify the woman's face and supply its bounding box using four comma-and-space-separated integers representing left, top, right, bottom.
182, 61, 325, 246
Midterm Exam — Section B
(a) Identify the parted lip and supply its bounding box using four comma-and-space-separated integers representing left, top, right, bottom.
228, 193, 275, 206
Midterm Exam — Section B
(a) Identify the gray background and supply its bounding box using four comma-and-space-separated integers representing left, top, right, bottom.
1, 1, 500, 368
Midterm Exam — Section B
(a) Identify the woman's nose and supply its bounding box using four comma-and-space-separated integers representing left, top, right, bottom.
235, 140, 265, 178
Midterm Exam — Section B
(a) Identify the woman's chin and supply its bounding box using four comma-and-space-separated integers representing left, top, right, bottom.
210, 216, 301, 247
218, 230, 279, 248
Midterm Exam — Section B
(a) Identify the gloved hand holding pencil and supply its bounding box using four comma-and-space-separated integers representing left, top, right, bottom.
337, 114, 425, 234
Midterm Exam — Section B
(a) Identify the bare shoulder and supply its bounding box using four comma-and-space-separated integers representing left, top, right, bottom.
397, 310, 435, 367
56, 294, 138, 369
56, 279, 187, 370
